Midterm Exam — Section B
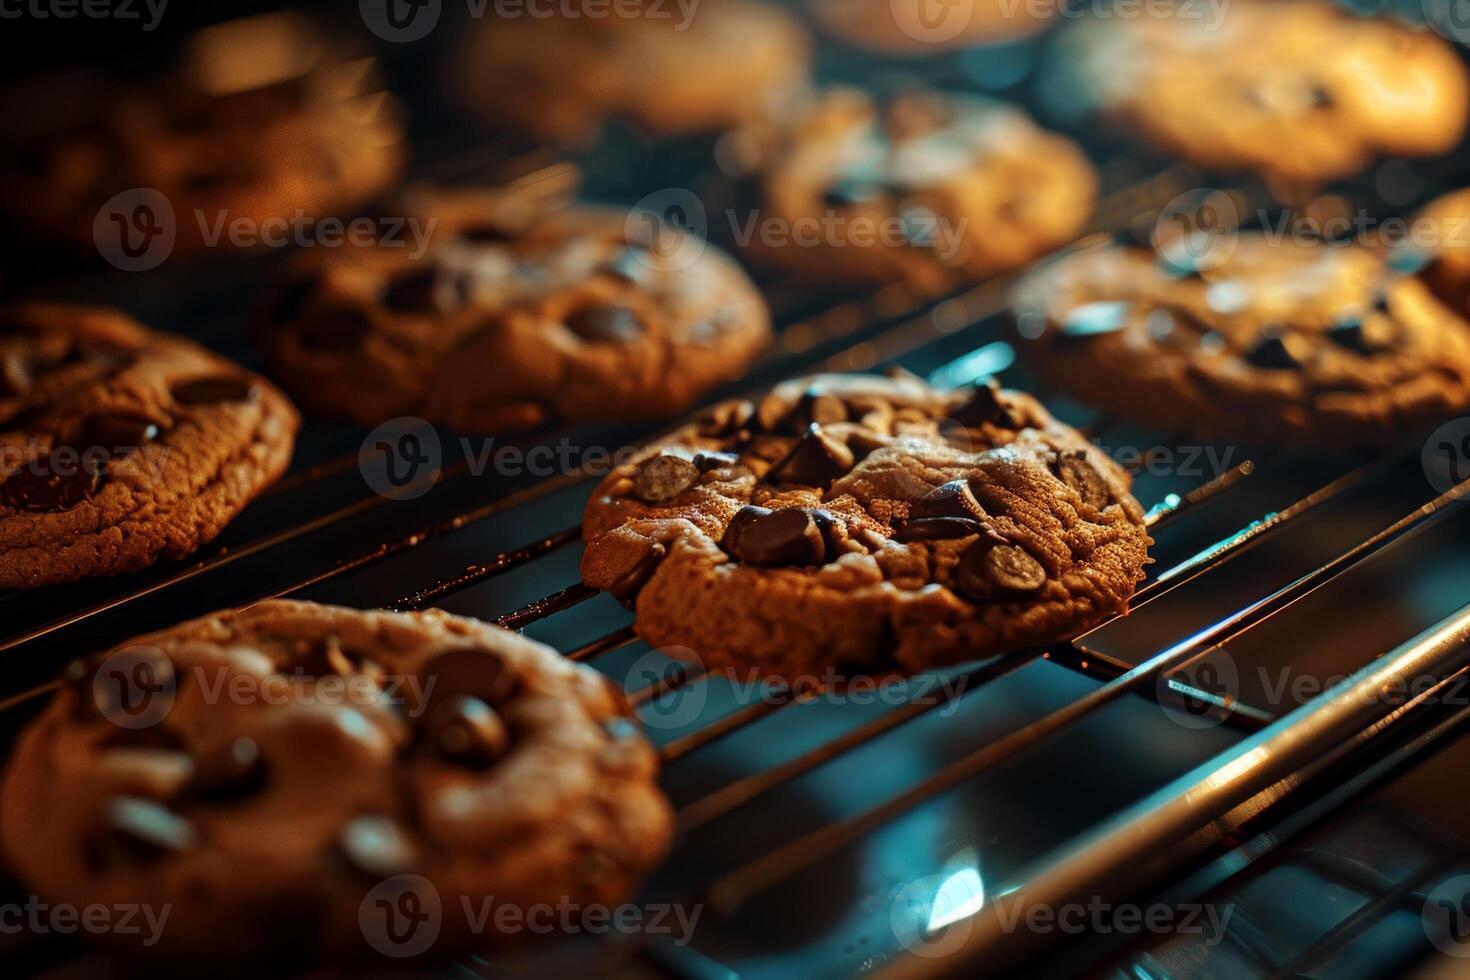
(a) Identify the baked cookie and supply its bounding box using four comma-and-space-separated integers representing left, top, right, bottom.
581, 372, 1150, 679
0, 304, 298, 589
0, 12, 404, 252
0, 600, 671, 964
811, 0, 1056, 53
728, 88, 1096, 291
1058, 0, 1469, 184
260, 186, 772, 432
452, 0, 811, 144
1008, 230, 1470, 446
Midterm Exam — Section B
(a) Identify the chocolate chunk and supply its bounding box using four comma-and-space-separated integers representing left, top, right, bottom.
425, 695, 510, 769
1325, 316, 1389, 355
1059, 301, 1131, 338
766, 424, 855, 488
763, 386, 847, 435
607, 541, 667, 605
566, 304, 643, 343
335, 816, 419, 879
949, 381, 1021, 429
696, 400, 755, 439
632, 454, 698, 504
1243, 326, 1305, 369
1056, 451, 1111, 508
382, 266, 461, 314
89, 797, 195, 870
721, 505, 828, 567
457, 222, 514, 244
1308, 85, 1334, 108
692, 450, 740, 473
0, 449, 104, 512
181, 737, 267, 803
954, 540, 1047, 600
895, 516, 985, 541
171, 376, 258, 405
910, 479, 987, 523
416, 647, 519, 719
74, 412, 160, 458
297, 308, 372, 351
822, 178, 884, 208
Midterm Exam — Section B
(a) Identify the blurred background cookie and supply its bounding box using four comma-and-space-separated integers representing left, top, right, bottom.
810, 0, 1058, 53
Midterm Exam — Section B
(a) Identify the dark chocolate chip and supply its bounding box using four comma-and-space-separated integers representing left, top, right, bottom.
425, 695, 510, 769
895, 516, 985, 541
89, 797, 195, 870
632, 454, 698, 503
949, 381, 1021, 429
297, 308, 372, 351
1243, 326, 1305, 370
457, 222, 514, 245
171, 376, 258, 405
910, 479, 987, 523
782, 387, 849, 433
695, 400, 755, 439
1059, 301, 1131, 338
566, 304, 643, 343
1308, 85, 1334, 108
181, 737, 267, 803
417, 647, 520, 718
74, 412, 160, 458
0, 449, 104, 512
692, 450, 740, 473
1325, 316, 1389, 355
382, 266, 461, 314
765, 424, 855, 488
954, 540, 1047, 600
335, 816, 419, 879
607, 541, 667, 606
1056, 451, 1111, 508
721, 505, 827, 567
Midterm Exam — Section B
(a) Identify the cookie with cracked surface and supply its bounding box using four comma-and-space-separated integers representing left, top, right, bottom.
581, 372, 1150, 679
451, 0, 811, 144
0, 304, 298, 589
810, 0, 1056, 53
260, 186, 772, 431
1009, 229, 1470, 446
1056, 0, 1468, 185
0, 12, 404, 252
0, 600, 672, 964
727, 88, 1096, 291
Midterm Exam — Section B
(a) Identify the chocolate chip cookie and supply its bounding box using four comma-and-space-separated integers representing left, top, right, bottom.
0, 304, 298, 589
730, 88, 1096, 291
260, 186, 772, 432
452, 0, 811, 144
1009, 230, 1470, 446
0, 12, 404, 253
581, 372, 1150, 679
811, 0, 1057, 53
0, 600, 671, 964
1058, 0, 1469, 184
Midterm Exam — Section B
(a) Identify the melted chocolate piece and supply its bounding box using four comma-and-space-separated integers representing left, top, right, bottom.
895, 516, 984, 541
425, 696, 510, 769
607, 541, 667, 606
949, 381, 1021, 429
0, 449, 104, 512
954, 540, 1047, 600
296, 307, 372, 351
335, 816, 419, 879
566, 304, 643, 343
633, 454, 699, 503
695, 400, 755, 439
765, 424, 854, 488
172, 376, 258, 405
692, 450, 740, 473
1243, 326, 1305, 370
910, 479, 987, 523
416, 647, 520, 718
721, 505, 828, 567
74, 412, 160, 458
181, 737, 267, 803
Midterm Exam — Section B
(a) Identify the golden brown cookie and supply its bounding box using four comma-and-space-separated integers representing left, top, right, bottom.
581, 372, 1150, 680
259, 185, 772, 432
1058, 0, 1469, 184
0, 600, 671, 964
0, 304, 298, 589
